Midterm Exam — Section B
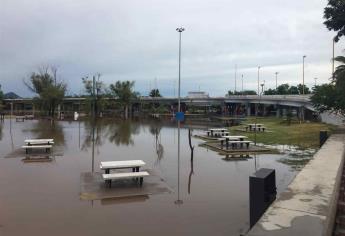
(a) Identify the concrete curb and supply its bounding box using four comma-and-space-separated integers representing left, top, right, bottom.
247, 133, 345, 236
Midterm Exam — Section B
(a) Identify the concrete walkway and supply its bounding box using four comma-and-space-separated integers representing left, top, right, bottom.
247, 133, 345, 236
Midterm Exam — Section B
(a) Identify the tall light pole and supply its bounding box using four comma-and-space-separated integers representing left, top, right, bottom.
302, 55, 306, 95
257, 66, 261, 95
275, 72, 279, 91
333, 37, 335, 80
314, 77, 318, 87
241, 74, 244, 95
235, 64, 237, 94
176, 27, 185, 113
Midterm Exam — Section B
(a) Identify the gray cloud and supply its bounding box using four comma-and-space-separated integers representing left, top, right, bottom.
0, 0, 344, 97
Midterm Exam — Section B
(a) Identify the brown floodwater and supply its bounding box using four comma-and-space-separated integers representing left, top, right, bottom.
0, 118, 312, 236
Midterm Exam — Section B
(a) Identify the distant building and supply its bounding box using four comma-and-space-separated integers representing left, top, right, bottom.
187, 91, 209, 99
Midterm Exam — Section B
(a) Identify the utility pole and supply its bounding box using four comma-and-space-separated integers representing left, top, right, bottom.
302, 55, 306, 95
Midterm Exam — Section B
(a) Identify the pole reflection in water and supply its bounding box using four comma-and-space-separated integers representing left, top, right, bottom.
91, 119, 95, 173
174, 120, 183, 205
188, 128, 195, 194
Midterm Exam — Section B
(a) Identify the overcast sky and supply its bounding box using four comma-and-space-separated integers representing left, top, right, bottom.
0, 0, 344, 97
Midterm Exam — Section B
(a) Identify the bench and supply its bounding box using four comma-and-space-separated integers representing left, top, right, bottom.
25, 140, 54, 145
25, 115, 34, 120
251, 126, 266, 132
22, 145, 52, 154
16, 116, 25, 122
221, 140, 252, 149
100, 160, 146, 174
102, 171, 150, 187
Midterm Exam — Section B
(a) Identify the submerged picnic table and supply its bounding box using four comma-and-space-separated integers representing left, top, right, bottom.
219, 135, 251, 149
24, 139, 54, 145
22, 139, 54, 154
100, 160, 146, 174
100, 160, 148, 187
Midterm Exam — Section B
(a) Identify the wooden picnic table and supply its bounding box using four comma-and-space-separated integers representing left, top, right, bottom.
100, 160, 146, 174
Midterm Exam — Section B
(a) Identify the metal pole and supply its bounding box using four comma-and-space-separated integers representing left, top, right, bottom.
333, 37, 335, 80
241, 74, 244, 95
235, 64, 237, 94
176, 27, 185, 113
257, 66, 260, 95
302, 55, 306, 95
275, 72, 279, 90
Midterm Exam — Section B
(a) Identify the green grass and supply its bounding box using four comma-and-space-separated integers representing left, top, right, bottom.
229, 117, 336, 149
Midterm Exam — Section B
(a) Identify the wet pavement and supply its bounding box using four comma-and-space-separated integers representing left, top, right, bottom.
0, 118, 314, 236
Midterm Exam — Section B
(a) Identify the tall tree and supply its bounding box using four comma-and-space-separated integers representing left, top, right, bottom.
24, 66, 66, 119
297, 84, 311, 94
109, 81, 139, 119
312, 56, 345, 115
149, 89, 162, 97
288, 86, 299, 95
277, 84, 290, 95
311, 2, 345, 115
324, 0, 345, 42
82, 74, 107, 117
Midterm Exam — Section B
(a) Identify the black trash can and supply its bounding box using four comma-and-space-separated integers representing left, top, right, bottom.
320, 130, 328, 147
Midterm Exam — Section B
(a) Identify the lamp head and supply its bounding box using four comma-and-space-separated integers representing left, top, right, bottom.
176, 27, 185, 32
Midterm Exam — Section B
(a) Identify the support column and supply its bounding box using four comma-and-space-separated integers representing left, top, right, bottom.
276, 105, 280, 118
247, 103, 251, 117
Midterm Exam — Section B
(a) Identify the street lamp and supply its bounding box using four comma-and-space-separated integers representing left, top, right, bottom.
333, 37, 336, 80
176, 27, 185, 113
314, 77, 318, 87
302, 55, 306, 95
257, 66, 261, 95
275, 72, 279, 91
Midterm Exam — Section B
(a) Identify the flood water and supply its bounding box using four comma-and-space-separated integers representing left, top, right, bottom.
0, 118, 313, 236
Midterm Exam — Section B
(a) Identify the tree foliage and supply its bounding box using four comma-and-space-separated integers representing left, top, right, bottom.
311, 56, 345, 115
324, 0, 345, 42
0, 84, 3, 101
227, 90, 257, 95
109, 81, 139, 118
82, 74, 108, 116
24, 66, 66, 118
149, 89, 162, 97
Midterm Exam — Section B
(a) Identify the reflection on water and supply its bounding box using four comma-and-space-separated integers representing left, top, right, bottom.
0, 118, 315, 236
107, 119, 140, 146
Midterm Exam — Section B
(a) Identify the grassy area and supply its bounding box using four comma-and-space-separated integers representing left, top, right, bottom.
229, 117, 337, 149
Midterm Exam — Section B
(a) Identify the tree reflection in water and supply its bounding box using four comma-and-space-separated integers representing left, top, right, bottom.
107, 119, 140, 146
149, 122, 164, 165
23, 119, 65, 145
0, 122, 3, 141
81, 118, 107, 153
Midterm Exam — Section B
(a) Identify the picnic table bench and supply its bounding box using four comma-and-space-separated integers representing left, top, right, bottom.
102, 171, 150, 187
100, 160, 146, 174
22, 145, 53, 154
245, 124, 266, 132
16, 116, 25, 122
22, 139, 54, 154
25, 139, 54, 145
207, 128, 229, 137
219, 135, 251, 149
